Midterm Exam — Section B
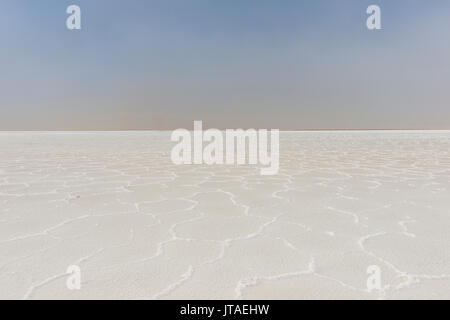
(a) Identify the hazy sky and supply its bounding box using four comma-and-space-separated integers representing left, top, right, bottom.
1, 0, 449, 130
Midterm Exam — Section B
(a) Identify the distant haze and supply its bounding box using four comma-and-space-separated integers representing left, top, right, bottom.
1, 0, 450, 130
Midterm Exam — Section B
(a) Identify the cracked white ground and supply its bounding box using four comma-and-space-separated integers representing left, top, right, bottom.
0, 131, 449, 299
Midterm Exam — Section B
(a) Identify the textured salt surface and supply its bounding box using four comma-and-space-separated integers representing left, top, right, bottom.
0, 131, 449, 299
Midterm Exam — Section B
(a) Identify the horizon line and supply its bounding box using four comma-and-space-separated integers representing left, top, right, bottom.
1, 128, 450, 132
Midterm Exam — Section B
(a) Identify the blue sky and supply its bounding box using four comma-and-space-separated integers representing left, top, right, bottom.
1, 0, 450, 129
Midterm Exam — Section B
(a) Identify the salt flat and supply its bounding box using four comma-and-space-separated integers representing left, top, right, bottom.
0, 131, 449, 299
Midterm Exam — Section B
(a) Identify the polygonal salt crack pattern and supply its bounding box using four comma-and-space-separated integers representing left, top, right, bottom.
0, 131, 449, 299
